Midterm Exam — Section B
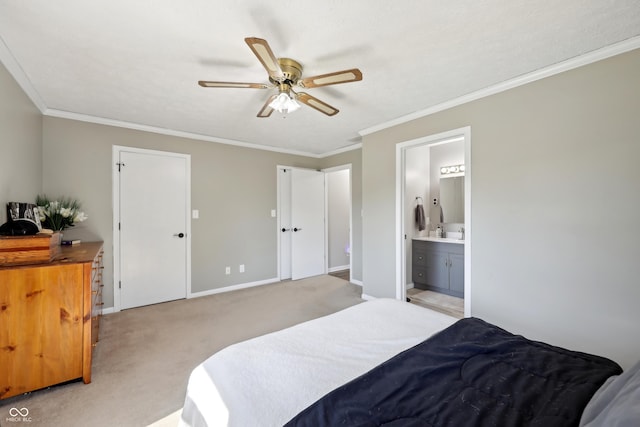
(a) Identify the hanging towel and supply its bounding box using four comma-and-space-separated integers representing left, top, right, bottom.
415, 203, 426, 231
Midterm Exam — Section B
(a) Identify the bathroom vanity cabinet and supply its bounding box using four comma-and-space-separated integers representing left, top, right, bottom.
412, 239, 464, 298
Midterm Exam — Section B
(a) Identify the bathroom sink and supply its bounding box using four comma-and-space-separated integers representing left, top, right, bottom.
445, 231, 463, 240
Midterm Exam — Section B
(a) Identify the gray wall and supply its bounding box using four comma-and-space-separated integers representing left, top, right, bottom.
1, 55, 365, 308
327, 168, 350, 269
0, 62, 42, 223
42, 117, 333, 309
362, 48, 640, 369
320, 148, 363, 283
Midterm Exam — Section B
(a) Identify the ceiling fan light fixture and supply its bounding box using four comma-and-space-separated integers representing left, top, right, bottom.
269, 91, 300, 114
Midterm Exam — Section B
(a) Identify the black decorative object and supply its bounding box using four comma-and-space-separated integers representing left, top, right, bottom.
1, 202, 42, 236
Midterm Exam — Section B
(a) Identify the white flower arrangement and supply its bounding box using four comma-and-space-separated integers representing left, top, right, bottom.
36, 195, 88, 231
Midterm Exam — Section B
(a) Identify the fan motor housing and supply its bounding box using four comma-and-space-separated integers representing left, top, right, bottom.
270, 58, 303, 85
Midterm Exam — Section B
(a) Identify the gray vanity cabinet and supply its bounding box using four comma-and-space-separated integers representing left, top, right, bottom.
412, 239, 464, 298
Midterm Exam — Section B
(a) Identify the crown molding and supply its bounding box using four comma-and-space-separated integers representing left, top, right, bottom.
0, 35, 47, 112
359, 36, 640, 137
44, 108, 334, 158
319, 142, 362, 158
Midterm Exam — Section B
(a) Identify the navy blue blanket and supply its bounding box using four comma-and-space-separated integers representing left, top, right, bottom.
285, 317, 621, 427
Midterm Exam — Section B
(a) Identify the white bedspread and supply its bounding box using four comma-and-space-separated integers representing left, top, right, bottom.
179, 298, 458, 427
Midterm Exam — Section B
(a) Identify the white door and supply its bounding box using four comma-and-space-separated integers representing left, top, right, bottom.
117, 149, 189, 309
291, 168, 325, 280
279, 169, 292, 279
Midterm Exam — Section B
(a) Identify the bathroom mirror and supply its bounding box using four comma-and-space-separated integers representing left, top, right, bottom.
440, 176, 464, 223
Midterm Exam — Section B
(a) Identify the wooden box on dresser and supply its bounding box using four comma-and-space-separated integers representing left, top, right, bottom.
0, 242, 104, 400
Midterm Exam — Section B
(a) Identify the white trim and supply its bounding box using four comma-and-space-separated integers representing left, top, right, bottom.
112, 145, 192, 313
101, 307, 115, 316
0, 35, 47, 112
360, 36, 640, 136
188, 277, 280, 299
324, 172, 329, 275
328, 264, 350, 273
320, 143, 362, 158
49, 109, 324, 158
395, 127, 472, 317
351, 279, 363, 287
112, 147, 121, 312
361, 293, 376, 301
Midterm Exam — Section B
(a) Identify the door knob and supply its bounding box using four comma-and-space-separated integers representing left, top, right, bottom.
173, 232, 185, 238
281, 228, 291, 232
293, 227, 302, 232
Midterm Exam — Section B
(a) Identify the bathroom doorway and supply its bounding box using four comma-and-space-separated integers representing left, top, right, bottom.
396, 127, 471, 317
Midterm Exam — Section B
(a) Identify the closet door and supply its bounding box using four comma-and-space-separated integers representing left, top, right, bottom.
116, 148, 189, 310
278, 167, 326, 281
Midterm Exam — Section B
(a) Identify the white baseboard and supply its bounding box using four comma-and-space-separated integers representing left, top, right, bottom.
188, 277, 280, 299
351, 278, 363, 287
361, 293, 376, 301
328, 264, 350, 273
102, 274, 358, 312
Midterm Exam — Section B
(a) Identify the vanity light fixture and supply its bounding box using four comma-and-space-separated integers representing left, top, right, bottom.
440, 164, 465, 175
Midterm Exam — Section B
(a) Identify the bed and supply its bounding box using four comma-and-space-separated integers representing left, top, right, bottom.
179, 298, 637, 427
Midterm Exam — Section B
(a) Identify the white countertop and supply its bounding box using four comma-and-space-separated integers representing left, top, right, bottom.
413, 236, 464, 245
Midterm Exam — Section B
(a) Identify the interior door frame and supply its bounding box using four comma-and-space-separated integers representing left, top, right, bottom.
395, 127, 471, 317
112, 145, 192, 312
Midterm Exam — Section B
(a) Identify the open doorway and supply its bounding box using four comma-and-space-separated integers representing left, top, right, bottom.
396, 127, 471, 317
325, 165, 352, 282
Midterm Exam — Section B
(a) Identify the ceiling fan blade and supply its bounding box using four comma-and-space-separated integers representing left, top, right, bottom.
298, 68, 362, 88
245, 37, 284, 81
296, 92, 339, 116
198, 81, 269, 89
257, 94, 277, 118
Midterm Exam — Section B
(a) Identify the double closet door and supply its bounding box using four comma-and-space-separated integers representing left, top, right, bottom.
279, 167, 325, 280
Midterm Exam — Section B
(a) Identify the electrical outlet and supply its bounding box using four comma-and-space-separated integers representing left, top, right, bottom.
225, 266, 230, 275
239, 264, 245, 273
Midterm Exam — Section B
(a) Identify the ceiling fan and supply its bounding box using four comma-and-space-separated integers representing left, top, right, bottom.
198, 37, 363, 117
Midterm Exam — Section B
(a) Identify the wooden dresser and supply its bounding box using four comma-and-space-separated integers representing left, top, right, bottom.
0, 242, 104, 399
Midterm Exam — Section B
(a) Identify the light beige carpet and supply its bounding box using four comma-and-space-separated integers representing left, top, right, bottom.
0, 275, 363, 426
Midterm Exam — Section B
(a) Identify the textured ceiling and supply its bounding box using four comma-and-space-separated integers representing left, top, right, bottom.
1, 1, 640, 155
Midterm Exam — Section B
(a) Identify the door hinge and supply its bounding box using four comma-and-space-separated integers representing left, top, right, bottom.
116, 162, 125, 172
119, 280, 122, 289
118, 222, 121, 230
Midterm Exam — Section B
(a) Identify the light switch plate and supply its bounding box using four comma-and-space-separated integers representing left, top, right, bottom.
192, 209, 199, 219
